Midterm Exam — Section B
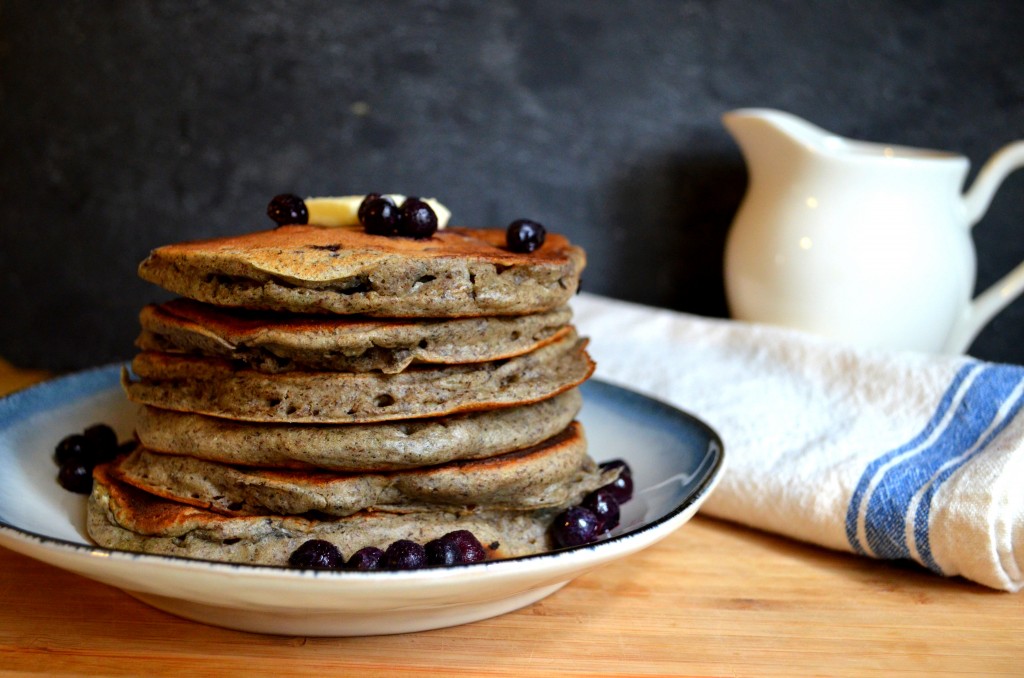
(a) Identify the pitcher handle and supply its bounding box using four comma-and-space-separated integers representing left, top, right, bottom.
946, 141, 1024, 353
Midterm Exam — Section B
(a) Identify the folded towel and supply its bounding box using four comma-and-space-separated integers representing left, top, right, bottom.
572, 293, 1024, 591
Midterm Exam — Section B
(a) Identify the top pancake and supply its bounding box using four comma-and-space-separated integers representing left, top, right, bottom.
137, 224, 585, 317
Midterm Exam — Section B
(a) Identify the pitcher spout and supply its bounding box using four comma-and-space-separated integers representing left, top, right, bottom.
723, 108, 838, 169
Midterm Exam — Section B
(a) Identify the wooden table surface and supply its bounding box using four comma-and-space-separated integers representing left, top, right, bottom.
1, 363, 1021, 677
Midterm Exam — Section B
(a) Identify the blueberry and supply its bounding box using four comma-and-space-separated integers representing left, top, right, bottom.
54, 434, 95, 466
599, 459, 632, 478
397, 198, 437, 239
506, 219, 546, 253
288, 539, 344, 570
357, 193, 383, 224
55, 423, 124, 469
345, 546, 385, 571
382, 539, 428, 570
581, 488, 621, 532
117, 439, 139, 456
425, 530, 488, 566
84, 423, 120, 463
550, 506, 600, 548
601, 475, 633, 505
599, 459, 634, 503
267, 194, 309, 226
359, 195, 399, 236
57, 462, 93, 495
84, 423, 117, 450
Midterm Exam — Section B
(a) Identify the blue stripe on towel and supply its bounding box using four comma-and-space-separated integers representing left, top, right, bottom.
914, 380, 1024, 573
863, 366, 1020, 561
844, 363, 1024, 572
843, 363, 978, 556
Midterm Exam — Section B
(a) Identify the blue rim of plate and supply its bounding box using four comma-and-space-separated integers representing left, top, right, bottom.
0, 363, 724, 579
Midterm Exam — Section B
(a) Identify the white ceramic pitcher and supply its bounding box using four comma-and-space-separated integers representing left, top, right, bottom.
722, 108, 1024, 354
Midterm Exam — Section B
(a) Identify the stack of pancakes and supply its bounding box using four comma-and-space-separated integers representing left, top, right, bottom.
88, 223, 605, 566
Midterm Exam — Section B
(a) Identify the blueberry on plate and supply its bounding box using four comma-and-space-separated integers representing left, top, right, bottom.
425, 530, 487, 566
83, 423, 120, 464
581, 488, 621, 532
599, 459, 632, 478
54, 433, 95, 466
550, 506, 600, 548
346, 546, 385, 571
117, 439, 139, 456
599, 459, 634, 503
382, 539, 428, 570
288, 539, 345, 570
55, 422, 123, 468
57, 462, 93, 495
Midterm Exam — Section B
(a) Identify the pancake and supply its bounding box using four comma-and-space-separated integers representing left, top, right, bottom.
135, 389, 582, 471
137, 224, 585, 317
137, 298, 573, 374
123, 331, 594, 423
112, 422, 609, 517
87, 465, 558, 565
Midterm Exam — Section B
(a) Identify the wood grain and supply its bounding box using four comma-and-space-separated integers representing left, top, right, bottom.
1, 366, 1021, 677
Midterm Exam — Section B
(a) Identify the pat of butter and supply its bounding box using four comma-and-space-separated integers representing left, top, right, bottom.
305, 195, 451, 229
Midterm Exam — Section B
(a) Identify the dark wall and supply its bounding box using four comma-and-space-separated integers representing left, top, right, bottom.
2, 0, 1023, 370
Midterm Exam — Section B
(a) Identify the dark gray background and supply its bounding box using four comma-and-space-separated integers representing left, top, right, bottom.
2, 0, 1023, 371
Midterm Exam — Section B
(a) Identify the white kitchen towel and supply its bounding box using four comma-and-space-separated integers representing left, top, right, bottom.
571, 293, 1024, 591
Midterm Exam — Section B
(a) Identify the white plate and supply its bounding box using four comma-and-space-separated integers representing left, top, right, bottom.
0, 365, 724, 636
